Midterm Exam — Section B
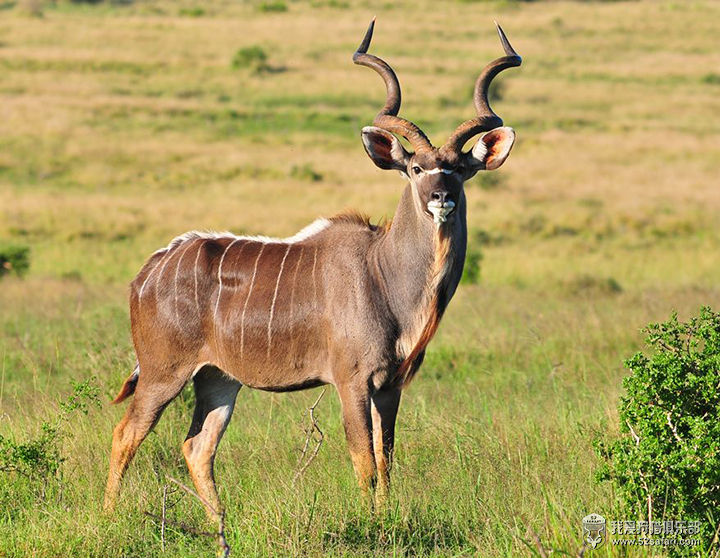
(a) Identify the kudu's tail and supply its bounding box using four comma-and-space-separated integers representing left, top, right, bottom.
111, 363, 139, 404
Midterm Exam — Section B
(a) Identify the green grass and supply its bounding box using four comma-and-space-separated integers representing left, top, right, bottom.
1, 0, 720, 555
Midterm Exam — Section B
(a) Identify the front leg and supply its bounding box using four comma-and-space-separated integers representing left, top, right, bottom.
336, 382, 376, 496
371, 387, 401, 506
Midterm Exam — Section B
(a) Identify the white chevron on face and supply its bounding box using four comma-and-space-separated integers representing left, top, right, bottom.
424, 168, 454, 175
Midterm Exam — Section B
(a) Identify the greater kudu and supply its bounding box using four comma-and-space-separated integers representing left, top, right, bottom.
105, 19, 521, 516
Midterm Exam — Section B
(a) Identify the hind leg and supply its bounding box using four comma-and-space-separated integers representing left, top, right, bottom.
182, 367, 241, 520
104, 367, 189, 512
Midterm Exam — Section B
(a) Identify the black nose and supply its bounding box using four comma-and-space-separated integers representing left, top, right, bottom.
431, 191, 451, 204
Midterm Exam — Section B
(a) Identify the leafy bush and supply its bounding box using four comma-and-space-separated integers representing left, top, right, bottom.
0, 243, 31, 278
563, 274, 622, 296
231, 46, 269, 73
290, 163, 323, 182
179, 6, 205, 17
474, 172, 505, 191
0, 423, 63, 482
0, 379, 100, 495
460, 247, 482, 285
596, 308, 720, 553
310, 0, 349, 7
258, 1, 287, 12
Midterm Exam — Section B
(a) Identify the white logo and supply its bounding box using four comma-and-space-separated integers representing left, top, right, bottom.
583, 514, 606, 549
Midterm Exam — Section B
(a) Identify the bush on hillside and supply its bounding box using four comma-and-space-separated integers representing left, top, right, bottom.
231, 46, 269, 74
0, 244, 30, 278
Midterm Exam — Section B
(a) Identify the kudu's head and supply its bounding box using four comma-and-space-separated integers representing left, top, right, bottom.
354, 19, 521, 224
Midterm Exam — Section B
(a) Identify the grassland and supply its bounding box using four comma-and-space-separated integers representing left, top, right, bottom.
1, 0, 719, 555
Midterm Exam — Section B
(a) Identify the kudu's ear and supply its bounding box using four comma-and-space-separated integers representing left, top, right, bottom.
467, 126, 515, 171
361, 126, 411, 171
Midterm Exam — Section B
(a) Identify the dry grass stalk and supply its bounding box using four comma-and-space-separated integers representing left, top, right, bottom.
524, 526, 550, 558
145, 476, 230, 557
293, 389, 325, 484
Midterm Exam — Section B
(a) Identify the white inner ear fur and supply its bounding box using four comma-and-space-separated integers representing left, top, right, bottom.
360, 127, 384, 159
390, 137, 409, 165
471, 136, 488, 162
471, 126, 515, 170
361, 126, 409, 170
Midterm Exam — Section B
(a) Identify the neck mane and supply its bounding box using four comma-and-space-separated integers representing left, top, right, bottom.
373, 184, 467, 387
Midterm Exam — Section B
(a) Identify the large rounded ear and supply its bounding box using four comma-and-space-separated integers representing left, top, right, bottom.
467, 126, 515, 171
361, 126, 411, 171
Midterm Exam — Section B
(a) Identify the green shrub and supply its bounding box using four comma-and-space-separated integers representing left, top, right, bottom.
596, 308, 720, 554
179, 6, 205, 17
290, 163, 323, 182
0, 243, 31, 278
474, 172, 505, 191
257, 1, 287, 12
460, 247, 482, 285
563, 274, 622, 296
231, 45, 269, 73
0, 379, 100, 494
0, 422, 63, 482
310, 0, 349, 7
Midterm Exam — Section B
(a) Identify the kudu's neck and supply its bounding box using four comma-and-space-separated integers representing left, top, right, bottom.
374, 184, 467, 341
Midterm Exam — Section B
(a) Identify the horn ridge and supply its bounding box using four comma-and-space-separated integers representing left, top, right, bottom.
442, 23, 522, 155
353, 18, 433, 152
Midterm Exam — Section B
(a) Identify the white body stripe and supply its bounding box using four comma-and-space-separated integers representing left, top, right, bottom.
240, 244, 265, 358
174, 239, 197, 323
267, 245, 292, 357
155, 248, 177, 292
214, 238, 241, 323
288, 246, 304, 355
138, 248, 171, 301
193, 239, 204, 314
214, 238, 241, 366
312, 246, 319, 311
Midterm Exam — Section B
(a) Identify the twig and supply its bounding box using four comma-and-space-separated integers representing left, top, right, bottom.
166, 475, 217, 516
638, 470, 653, 522
165, 475, 230, 558
1, 346, 6, 410
626, 420, 640, 445
524, 526, 549, 558
666, 411, 683, 443
624, 420, 653, 519
144, 512, 217, 538
161, 485, 168, 552
293, 389, 326, 484
710, 520, 720, 552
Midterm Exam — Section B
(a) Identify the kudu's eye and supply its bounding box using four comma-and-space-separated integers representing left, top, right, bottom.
412, 166, 422, 175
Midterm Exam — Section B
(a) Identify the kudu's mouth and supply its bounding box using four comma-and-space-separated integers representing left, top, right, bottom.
426, 200, 456, 224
